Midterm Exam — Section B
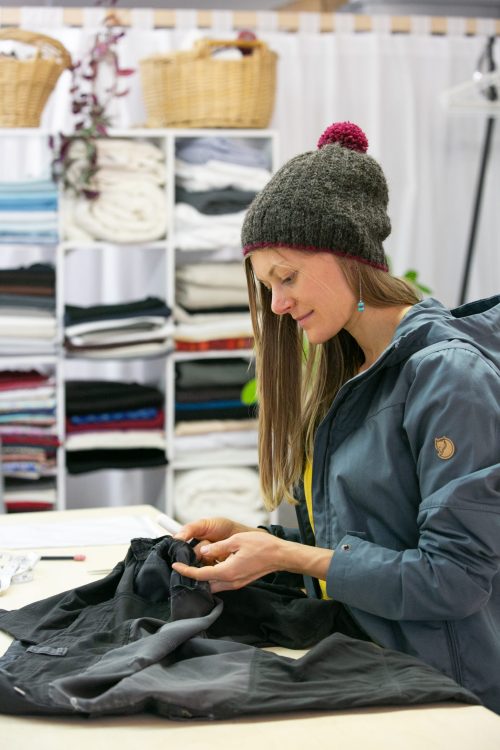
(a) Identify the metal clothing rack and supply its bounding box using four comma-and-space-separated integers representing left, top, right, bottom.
459, 36, 498, 304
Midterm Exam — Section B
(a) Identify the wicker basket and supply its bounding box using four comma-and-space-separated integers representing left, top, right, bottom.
139, 38, 278, 129
0, 29, 71, 128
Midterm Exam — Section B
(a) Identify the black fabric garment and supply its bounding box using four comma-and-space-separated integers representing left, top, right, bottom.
180, 304, 250, 315
65, 380, 164, 415
0, 263, 55, 288
174, 405, 254, 423
0, 536, 480, 719
175, 385, 246, 403
64, 297, 171, 326
66, 449, 167, 474
176, 186, 256, 214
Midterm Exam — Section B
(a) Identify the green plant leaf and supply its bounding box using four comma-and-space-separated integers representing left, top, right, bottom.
241, 378, 258, 405
403, 268, 432, 295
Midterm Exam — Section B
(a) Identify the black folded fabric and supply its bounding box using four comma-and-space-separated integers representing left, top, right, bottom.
65, 380, 164, 415
174, 405, 254, 423
175, 385, 245, 403
0, 263, 55, 287
66, 448, 167, 474
176, 186, 257, 214
64, 296, 171, 326
180, 304, 249, 315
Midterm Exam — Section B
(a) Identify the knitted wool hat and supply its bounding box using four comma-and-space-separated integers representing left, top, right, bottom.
241, 122, 390, 271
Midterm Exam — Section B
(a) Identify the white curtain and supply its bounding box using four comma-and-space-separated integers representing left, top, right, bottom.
2, 8, 499, 508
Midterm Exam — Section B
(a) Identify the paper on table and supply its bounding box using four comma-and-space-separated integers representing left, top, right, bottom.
0, 515, 164, 550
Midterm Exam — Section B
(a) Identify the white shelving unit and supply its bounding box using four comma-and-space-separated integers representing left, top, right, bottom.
0, 127, 278, 522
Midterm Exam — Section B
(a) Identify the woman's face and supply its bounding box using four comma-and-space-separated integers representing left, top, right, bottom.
250, 248, 358, 344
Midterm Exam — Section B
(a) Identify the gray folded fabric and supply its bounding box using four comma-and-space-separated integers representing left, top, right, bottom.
176, 358, 254, 388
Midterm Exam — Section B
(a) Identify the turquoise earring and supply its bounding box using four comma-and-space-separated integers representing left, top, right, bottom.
357, 277, 365, 312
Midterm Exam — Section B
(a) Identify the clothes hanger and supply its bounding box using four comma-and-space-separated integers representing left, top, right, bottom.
440, 38, 499, 116
440, 69, 500, 115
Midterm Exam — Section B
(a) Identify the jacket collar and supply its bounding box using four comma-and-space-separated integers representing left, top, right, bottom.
378, 294, 500, 371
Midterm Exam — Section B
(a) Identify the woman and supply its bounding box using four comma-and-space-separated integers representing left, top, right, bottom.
173, 122, 500, 713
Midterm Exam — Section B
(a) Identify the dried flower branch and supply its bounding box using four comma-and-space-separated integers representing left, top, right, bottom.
50, 0, 134, 200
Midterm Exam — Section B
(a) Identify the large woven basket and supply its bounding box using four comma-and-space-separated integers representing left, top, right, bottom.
140, 38, 277, 129
0, 28, 71, 128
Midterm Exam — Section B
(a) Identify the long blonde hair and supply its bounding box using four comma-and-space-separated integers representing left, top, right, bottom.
245, 253, 421, 511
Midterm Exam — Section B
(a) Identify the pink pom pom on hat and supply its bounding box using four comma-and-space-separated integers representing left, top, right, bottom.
317, 121, 369, 153
241, 120, 390, 271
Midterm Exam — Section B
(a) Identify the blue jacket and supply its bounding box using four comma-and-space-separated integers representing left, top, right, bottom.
275, 296, 500, 713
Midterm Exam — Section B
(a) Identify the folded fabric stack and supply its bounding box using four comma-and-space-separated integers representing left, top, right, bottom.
173, 466, 268, 527
0, 177, 58, 245
175, 263, 252, 352
65, 379, 167, 475
175, 358, 257, 461
0, 369, 59, 512
174, 136, 272, 259
63, 139, 167, 243
64, 296, 173, 359
0, 263, 56, 355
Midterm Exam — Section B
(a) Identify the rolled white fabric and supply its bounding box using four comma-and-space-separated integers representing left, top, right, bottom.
69, 139, 165, 180
69, 180, 167, 243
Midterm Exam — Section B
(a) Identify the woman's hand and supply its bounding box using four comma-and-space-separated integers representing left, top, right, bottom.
174, 516, 258, 544
174, 517, 267, 564
172, 530, 335, 593
171, 531, 287, 593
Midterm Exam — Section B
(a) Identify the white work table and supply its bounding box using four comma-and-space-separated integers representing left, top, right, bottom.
1, 504, 500, 750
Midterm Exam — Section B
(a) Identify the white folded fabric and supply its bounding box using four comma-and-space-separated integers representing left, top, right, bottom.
175, 158, 271, 192
0, 210, 58, 221
0, 398, 56, 412
67, 321, 174, 347
175, 419, 258, 436
0, 308, 55, 319
173, 466, 268, 526
0, 424, 57, 435
65, 430, 166, 451
65, 341, 171, 359
0, 315, 56, 338
65, 316, 172, 337
174, 203, 245, 252
0, 339, 56, 353
174, 319, 252, 342
0, 386, 56, 402
3, 488, 57, 504
176, 262, 247, 289
175, 262, 249, 309
174, 305, 245, 325
174, 429, 257, 454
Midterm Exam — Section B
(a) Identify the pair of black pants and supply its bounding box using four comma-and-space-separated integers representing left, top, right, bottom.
0, 535, 479, 718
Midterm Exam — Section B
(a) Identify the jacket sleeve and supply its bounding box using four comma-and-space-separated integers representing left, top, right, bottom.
261, 524, 302, 543
328, 343, 500, 620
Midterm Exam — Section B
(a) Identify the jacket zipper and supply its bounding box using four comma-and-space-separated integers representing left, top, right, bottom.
445, 621, 463, 684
